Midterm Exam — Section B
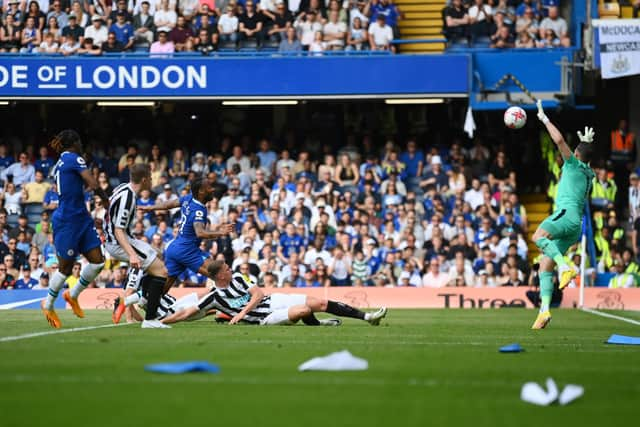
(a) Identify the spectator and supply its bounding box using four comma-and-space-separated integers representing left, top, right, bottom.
194, 28, 217, 54
323, 10, 346, 50
515, 6, 539, 40
443, 0, 469, 41
328, 246, 352, 286
85, 15, 109, 46
490, 25, 514, 49
263, 1, 293, 43
218, 5, 239, 45
22, 170, 51, 204
227, 145, 251, 173
1, 237, 26, 269
170, 15, 194, 51
0, 263, 15, 289
238, 0, 263, 47
59, 33, 81, 54
38, 32, 60, 52
278, 26, 301, 52
108, 0, 134, 26
77, 36, 102, 54
133, 1, 156, 46
515, 30, 535, 48
62, 14, 84, 45
538, 6, 569, 47
1, 152, 35, 189
536, 27, 560, 48
44, 19, 62, 46
47, 1, 69, 30
448, 251, 475, 286
344, 16, 367, 51
14, 265, 39, 289
468, 0, 492, 40
154, 0, 177, 33
149, 29, 174, 52
370, 0, 400, 38
70, 1, 90, 28
21, 16, 42, 53
349, 0, 370, 30
516, 0, 542, 19
26, 1, 47, 32
179, 0, 200, 22
488, 151, 515, 191
109, 10, 135, 50
295, 10, 322, 50
368, 13, 393, 51
0, 14, 22, 53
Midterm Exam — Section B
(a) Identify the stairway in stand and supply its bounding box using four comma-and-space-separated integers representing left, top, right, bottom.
520, 193, 552, 263
396, 0, 446, 53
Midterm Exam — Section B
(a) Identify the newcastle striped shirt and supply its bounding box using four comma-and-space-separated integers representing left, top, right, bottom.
198, 272, 272, 324
104, 183, 137, 244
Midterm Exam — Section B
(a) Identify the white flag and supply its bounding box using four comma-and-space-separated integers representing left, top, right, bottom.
464, 105, 476, 139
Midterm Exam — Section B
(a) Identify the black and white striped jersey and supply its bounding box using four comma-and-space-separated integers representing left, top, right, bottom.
104, 183, 137, 244
139, 293, 177, 320
197, 273, 271, 324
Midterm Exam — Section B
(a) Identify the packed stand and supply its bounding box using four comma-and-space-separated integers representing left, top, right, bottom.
0, 134, 537, 291
443, 0, 571, 49
0, 0, 401, 55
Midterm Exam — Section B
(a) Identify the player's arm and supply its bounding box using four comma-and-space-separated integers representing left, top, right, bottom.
193, 221, 235, 240
80, 168, 109, 205
229, 286, 264, 325
138, 199, 181, 212
536, 100, 572, 160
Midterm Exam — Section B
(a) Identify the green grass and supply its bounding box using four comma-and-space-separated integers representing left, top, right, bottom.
1, 309, 639, 427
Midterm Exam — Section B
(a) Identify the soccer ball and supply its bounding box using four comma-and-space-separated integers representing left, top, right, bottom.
504, 106, 527, 129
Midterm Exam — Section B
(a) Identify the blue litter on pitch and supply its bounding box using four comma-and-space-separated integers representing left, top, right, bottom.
145, 361, 221, 374
499, 343, 523, 353
605, 335, 640, 345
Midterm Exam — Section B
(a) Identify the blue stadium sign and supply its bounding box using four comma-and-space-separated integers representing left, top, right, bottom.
0, 55, 470, 99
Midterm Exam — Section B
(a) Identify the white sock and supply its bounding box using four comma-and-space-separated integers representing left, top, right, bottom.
124, 293, 141, 306
44, 271, 68, 310
70, 262, 104, 299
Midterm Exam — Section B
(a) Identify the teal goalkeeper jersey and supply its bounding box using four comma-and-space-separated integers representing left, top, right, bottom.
555, 154, 595, 213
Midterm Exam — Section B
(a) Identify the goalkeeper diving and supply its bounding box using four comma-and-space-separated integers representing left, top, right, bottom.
531, 100, 596, 329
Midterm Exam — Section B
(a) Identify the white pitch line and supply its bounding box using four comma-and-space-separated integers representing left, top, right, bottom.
581, 308, 640, 326
0, 323, 132, 343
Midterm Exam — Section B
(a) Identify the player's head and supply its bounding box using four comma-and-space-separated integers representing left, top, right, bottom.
574, 142, 593, 164
207, 260, 232, 286
50, 129, 82, 154
130, 163, 151, 191
191, 177, 214, 203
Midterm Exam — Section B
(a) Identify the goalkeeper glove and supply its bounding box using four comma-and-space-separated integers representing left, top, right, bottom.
577, 126, 595, 144
536, 100, 549, 124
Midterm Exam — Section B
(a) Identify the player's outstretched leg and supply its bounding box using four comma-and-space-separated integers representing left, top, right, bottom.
307, 297, 387, 326
64, 247, 105, 318
42, 263, 69, 328
533, 226, 576, 290
532, 257, 554, 329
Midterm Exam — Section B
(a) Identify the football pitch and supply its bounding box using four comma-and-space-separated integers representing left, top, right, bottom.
0, 309, 639, 427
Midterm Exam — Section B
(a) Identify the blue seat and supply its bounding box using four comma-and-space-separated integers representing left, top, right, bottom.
7, 214, 19, 228
24, 203, 44, 217
594, 273, 615, 287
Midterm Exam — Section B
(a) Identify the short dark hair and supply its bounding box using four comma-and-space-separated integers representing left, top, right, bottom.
130, 163, 150, 184
207, 260, 226, 278
190, 177, 207, 197
575, 142, 593, 164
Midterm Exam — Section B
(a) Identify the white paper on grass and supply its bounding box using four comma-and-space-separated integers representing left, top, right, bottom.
520, 378, 584, 406
558, 384, 584, 406
520, 378, 559, 406
298, 350, 368, 372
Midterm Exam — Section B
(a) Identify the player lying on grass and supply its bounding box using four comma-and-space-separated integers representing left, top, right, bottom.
105, 164, 174, 329
115, 288, 215, 323
531, 100, 595, 329
42, 130, 108, 329
138, 177, 234, 294
161, 260, 387, 326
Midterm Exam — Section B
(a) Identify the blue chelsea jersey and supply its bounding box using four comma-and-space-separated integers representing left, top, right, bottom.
51, 151, 89, 219
174, 194, 207, 246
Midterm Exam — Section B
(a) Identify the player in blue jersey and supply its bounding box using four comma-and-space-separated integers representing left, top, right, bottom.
140, 177, 234, 291
41, 130, 107, 329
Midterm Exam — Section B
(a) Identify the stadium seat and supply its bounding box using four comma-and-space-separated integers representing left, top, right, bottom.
472, 36, 491, 48
7, 214, 19, 228
24, 203, 44, 217
593, 273, 615, 287
598, 1, 621, 19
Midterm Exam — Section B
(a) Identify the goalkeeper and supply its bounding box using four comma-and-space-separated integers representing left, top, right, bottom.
531, 101, 596, 329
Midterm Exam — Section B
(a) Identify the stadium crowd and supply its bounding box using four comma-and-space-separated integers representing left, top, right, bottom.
443, 0, 572, 49
0, 119, 637, 291
0, 0, 400, 54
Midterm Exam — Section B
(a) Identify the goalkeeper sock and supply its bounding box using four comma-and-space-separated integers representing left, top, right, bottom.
539, 271, 554, 313
301, 313, 321, 326
326, 301, 366, 320
535, 237, 567, 268
44, 271, 68, 310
